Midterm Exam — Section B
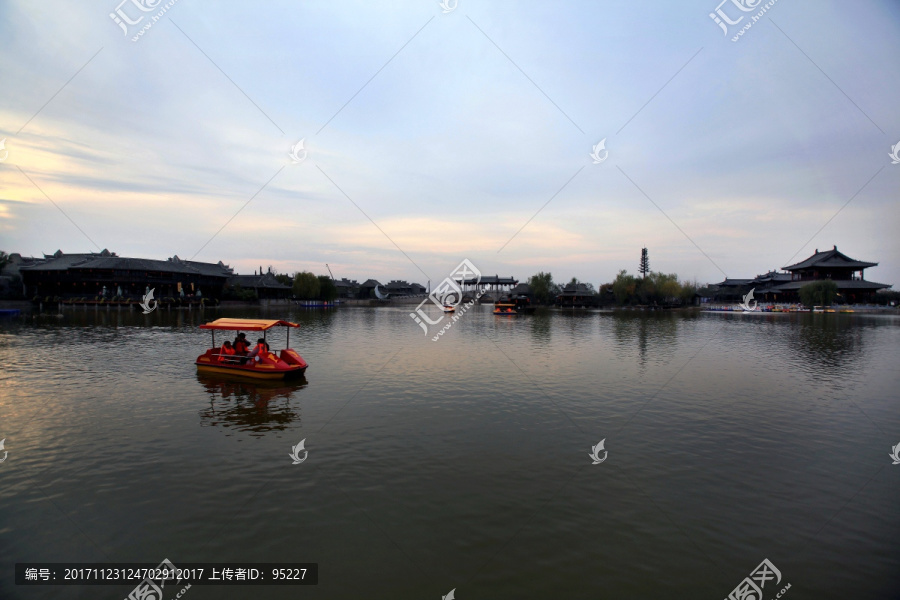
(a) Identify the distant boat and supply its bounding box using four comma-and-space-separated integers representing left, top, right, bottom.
493, 295, 535, 315
442, 304, 456, 313
493, 301, 517, 315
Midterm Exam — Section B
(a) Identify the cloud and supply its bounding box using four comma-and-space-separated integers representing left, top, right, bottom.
0, 0, 898, 286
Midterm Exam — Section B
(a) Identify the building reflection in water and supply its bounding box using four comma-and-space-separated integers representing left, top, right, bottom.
196, 374, 307, 436
789, 313, 865, 373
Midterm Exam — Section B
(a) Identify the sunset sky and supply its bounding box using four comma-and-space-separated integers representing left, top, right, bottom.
2, 0, 898, 288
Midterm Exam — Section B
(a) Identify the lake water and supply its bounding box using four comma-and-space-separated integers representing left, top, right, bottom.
1, 305, 899, 599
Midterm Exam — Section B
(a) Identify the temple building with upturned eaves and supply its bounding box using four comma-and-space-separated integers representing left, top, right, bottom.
713, 246, 891, 304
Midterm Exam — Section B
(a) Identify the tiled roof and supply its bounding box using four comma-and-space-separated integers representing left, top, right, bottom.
558, 283, 594, 295
227, 273, 291, 289
784, 246, 877, 270
458, 275, 518, 285
714, 278, 754, 287
771, 280, 891, 291
19, 250, 234, 276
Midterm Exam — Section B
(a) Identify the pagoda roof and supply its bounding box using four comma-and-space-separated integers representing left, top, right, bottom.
714, 278, 753, 287
784, 246, 877, 271
753, 270, 792, 284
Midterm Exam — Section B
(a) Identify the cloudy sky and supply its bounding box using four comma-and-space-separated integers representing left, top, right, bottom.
1, 0, 898, 287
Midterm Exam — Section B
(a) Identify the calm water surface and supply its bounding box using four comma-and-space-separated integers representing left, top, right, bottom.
1, 306, 899, 599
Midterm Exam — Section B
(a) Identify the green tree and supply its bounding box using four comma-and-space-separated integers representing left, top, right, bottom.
612, 270, 638, 305
528, 272, 558, 305
799, 280, 838, 308
649, 272, 681, 303
679, 278, 699, 304
317, 275, 338, 301
274, 273, 293, 287
293, 271, 320, 300
0, 251, 10, 272
639, 248, 649, 279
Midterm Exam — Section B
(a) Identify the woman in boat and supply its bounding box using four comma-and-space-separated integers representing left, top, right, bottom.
247, 338, 276, 364
218, 341, 237, 363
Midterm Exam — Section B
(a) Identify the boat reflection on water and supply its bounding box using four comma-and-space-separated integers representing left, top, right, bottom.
196, 373, 308, 435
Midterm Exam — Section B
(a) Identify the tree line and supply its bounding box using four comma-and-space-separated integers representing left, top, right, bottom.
283, 272, 338, 301
527, 270, 698, 306
224, 270, 338, 301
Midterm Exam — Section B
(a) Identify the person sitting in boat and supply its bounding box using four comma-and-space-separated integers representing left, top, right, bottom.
247, 338, 276, 364
233, 332, 250, 355
218, 340, 237, 363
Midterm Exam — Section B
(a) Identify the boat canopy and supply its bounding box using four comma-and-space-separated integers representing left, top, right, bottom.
199, 318, 300, 331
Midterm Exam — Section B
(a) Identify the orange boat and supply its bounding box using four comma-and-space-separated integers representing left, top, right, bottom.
493, 295, 535, 315
195, 318, 308, 379
493, 301, 518, 315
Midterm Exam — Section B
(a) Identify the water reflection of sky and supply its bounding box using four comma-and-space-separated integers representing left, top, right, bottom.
1, 307, 899, 598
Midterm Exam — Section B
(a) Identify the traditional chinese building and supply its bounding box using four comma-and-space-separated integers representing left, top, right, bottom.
20, 250, 235, 301
385, 280, 413, 296
358, 279, 383, 299
713, 246, 891, 303
457, 275, 519, 297
556, 282, 599, 307
333, 278, 360, 299
777, 246, 891, 302
226, 272, 292, 299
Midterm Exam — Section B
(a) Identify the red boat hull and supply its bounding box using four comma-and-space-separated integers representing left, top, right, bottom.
195, 348, 308, 379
